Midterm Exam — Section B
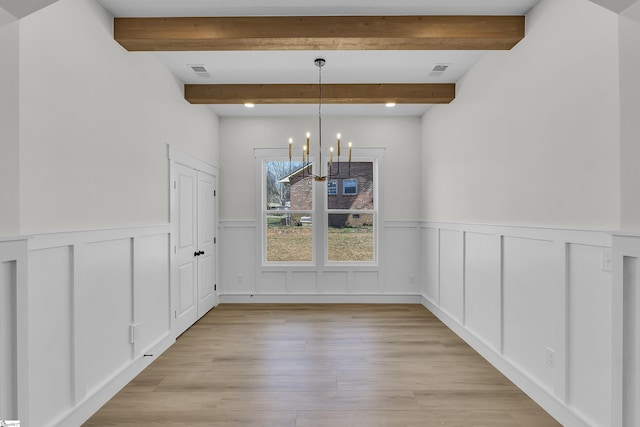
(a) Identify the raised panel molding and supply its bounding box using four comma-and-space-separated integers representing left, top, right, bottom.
422, 221, 616, 427
612, 234, 640, 427
220, 221, 422, 299
20, 226, 174, 427
0, 238, 27, 424
0, 259, 17, 419
438, 229, 464, 323
464, 232, 501, 351
28, 246, 74, 427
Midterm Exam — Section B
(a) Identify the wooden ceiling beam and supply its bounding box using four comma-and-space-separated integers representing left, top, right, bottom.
114, 16, 524, 51
184, 83, 455, 104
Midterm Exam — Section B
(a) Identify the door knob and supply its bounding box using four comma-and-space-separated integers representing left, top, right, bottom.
194, 251, 199, 257
199, 250, 205, 255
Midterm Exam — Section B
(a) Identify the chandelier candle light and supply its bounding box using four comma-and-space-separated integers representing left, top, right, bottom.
288, 58, 352, 181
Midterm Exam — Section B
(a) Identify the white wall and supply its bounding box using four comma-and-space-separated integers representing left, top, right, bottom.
18, 0, 219, 234
0, 7, 20, 235
589, 0, 637, 12
0, 0, 58, 18
619, 2, 640, 230
219, 116, 421, 221
421, 0, 620, 229
218, 116, 421, 300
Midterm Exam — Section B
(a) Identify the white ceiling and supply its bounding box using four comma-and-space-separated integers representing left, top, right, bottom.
96, 0, 541, 117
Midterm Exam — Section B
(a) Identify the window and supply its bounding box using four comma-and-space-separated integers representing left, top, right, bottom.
258, 149, 382, 266
327, 162, 374, 262
327, 179, 337, 195
263, 160, 312, 262
343, 178, 358, 195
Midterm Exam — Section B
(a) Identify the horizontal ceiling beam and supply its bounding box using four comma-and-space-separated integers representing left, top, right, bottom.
114, 16, 524, 51
184, 83, 455, 104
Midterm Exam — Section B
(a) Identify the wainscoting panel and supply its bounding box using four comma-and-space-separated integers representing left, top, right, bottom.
0, 238, 26, 423
0, 260, 17, 419
422, 222, 615, 427
220, 222, 256, 295
438, 229, 464, 323
84, 238, 134, 396
502, 236, 557, 394
22, 226, 173, 427
290, 271, 318, 293
258, 271, 287, 293
321, 271, 349, 293
384, 224, 420, 294
133, 234, 171, 357
219, 221, 421, 302
352, 271, 380, 293
612, 235, 640, 427
422, 227, 440, 303
567, 243, 612, 427
28, 246, 74, 427
464, 232, 501, 351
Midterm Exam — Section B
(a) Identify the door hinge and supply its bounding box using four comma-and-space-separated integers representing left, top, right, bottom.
173, 180, 177, 189
214, 190, 216, 197
214, 284, 217, 291
214, 237, 217, 244
174, 310, 177, 319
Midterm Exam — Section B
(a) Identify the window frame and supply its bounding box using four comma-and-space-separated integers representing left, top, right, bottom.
260, 154, 315, 265
325, 162, 377, 265
256, 147, 384, 268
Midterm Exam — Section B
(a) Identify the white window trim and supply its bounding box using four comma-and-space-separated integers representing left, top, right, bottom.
257, 149, 314, 266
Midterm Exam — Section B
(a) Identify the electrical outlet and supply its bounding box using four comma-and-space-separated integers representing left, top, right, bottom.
601, 250, 612, 272
130, 323, 140, 344
545, 347, 555, 368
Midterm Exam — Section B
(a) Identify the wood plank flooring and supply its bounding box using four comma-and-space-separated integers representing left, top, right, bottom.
83, 304, 561, 426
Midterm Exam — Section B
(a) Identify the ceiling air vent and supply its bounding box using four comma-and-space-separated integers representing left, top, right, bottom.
189, 64, 210, 78
429, 64, 450, 78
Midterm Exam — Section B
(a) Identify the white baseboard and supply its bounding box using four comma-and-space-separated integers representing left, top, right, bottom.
220, 293, 422, 304
53, 332, 174, 427
421, 295, 591, 427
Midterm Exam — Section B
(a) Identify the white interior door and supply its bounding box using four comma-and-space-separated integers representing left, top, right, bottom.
175, 164, 198, 336
197, 171, 216, 316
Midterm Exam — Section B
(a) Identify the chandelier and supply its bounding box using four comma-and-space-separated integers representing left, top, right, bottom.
288, 58, 352, 181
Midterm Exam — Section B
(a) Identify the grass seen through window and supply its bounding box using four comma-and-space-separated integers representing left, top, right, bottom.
266, 215, 373, 262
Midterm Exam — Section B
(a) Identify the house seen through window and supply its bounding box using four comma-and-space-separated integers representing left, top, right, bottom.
263, 160, 376, 264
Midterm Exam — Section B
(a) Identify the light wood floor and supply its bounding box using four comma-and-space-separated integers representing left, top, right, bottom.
83, 304, 561, 426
